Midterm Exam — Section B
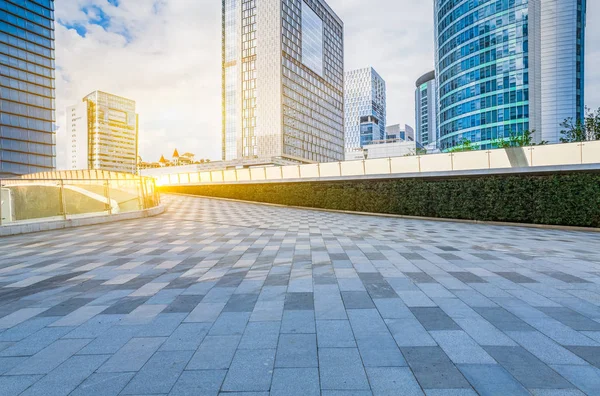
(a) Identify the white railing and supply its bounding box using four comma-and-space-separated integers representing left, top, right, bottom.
156, 141, 600, 186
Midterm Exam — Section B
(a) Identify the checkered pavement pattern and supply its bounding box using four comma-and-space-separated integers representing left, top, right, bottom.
0, 194, 600, 395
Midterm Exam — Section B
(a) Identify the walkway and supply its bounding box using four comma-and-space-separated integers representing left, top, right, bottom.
1, 194, 600, 395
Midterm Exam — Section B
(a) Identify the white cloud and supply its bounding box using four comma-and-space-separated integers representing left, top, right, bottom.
55, 0, 599, 168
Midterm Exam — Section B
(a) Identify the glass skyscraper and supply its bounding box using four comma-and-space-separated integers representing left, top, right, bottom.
222, 0, 345, 164
344, 67, 386, 154
434, 0, 586, 151
415, 71, 437, 148
65, 91, 139, 174
0, 0, 55, 177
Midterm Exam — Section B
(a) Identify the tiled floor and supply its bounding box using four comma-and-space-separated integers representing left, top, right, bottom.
1, 194, 600, 395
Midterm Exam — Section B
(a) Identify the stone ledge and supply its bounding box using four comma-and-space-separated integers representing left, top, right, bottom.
0, 204, 165, 237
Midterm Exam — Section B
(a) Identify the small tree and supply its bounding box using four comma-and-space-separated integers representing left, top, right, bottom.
448, 139, 474, 152
495, 129, 548, 148
561, 107, 600, 143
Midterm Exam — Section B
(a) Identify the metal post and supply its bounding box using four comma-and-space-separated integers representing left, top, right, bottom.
59, 180, 67, 220
105, 180, 112, 215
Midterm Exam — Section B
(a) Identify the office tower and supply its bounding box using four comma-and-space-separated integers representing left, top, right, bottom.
385, 124, 415, 142
0, 0, 55, 177
434, 0, 586, 151
415, 71, 437, 148
222, 0, 345, 164
65, 91, 138, 174
344, 67, 386, 153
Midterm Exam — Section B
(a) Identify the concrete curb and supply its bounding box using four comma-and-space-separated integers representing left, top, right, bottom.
0, 204, 166, 237
165, 193, 600, 234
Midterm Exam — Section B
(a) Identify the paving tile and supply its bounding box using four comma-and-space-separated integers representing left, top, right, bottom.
19, 354, 109, 396
507, 331, 587, 365
319, 348, 370, 390
565, 346, 600, 369
473, 307, 535, 331
169, 370, 226, 396
0, 375, 43, 396
548, 365, 600, 396
186, 335, 240, 370
275, 333, 318, 368
386, 317, 437, 347
342, 291, 375, 309
8, 338, 91, 375
281, 310, 315, 333
402, 347, 471, 390
184, 303, 225, 323
458, 364, 531, 396
71, 372, 135, 396
411, 308, 461, 331
238, 321, 280, 349
430, 331, 495, 364
163, 294, 205, 313
160, 322, 211, 351
284, 292, 315, 311
539, 307, 600, 331
121, 350, 193, 394
0, 326, 75, 357
367, 367, 424, 395
316, 320, 356, 347
221, 349, 276, 392
97, 337, 165, 373
271, 367, 320, 396
485, 346, 575, 389
0, 308, 48, 330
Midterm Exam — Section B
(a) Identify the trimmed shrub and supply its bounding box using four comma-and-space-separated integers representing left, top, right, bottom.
161, 172, 600, 228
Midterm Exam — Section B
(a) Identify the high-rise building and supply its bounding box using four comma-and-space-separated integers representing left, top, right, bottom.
65, 91, 138, 174
415, 71, 437, 148
385, 124, 414, 142
0, 0, 56, 177
344, 67, 386, 154
222, 0, 345, 164
434, 0, 586, 151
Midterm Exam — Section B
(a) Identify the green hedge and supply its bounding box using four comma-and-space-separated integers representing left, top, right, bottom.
161, 173, 600, 228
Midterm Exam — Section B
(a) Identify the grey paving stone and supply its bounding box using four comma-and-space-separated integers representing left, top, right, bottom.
366, 367, 424, 396
0, 356, 27, 375
342, 291, 375, 309
186, 335, 240, 370
448, 272, 487, 284
356, 334, 406, 367
7, 338, 91, 375
0, 317, 57, 342
76, 325, 141, 355
19, 354, 109, 396
162, 294, 205, 313
321, 392, 373, 396
402, 347, 471, 390
62, 314, 123, 339
97, 337, 165, 373
169, 370, 227, 396
347, 309, 390, 338
223, 293, 259, 312
71, 372, 135, 396
208, 312, 250, 336
540, 307, 600, 331
280, 310, 315, 333
135, 312, 187, 337
0, 375, 43, 396
565, 346, 600, 368
473, 307, 535, 331
275, 333, 318, 368
424, 390, 477, 396
386, 317, 438, 347
319, 348, 370, 390
458, 364, 531, 396
549, 365, 600, 396
270, 367, 320, 396
185, 302, 226, 323
316, 320, 356, 347
121, 350, 193, 394
430, 331, 495, 364
373, 298, 412, 319
485, 346, 575, 389
160, 322, 211, 351
495, 272, 537, 284
453, 317, 517, 346
0, 326, 75, 357
284, 292, 314, 311
404, 272, 438, 284
221, 349, 276, 392
507, 331, 587, 365
411, 308, 461, 331
238, 321, 280, 349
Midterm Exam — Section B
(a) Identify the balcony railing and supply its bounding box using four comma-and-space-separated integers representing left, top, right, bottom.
155, 141, 600, 186
1, 171, 159, 226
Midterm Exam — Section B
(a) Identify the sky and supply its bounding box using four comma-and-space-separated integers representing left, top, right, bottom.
55, 0, 600, 167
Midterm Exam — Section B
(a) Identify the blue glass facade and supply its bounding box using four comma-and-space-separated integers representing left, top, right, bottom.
435, 0, 530, 151
0, 0, 55, 176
